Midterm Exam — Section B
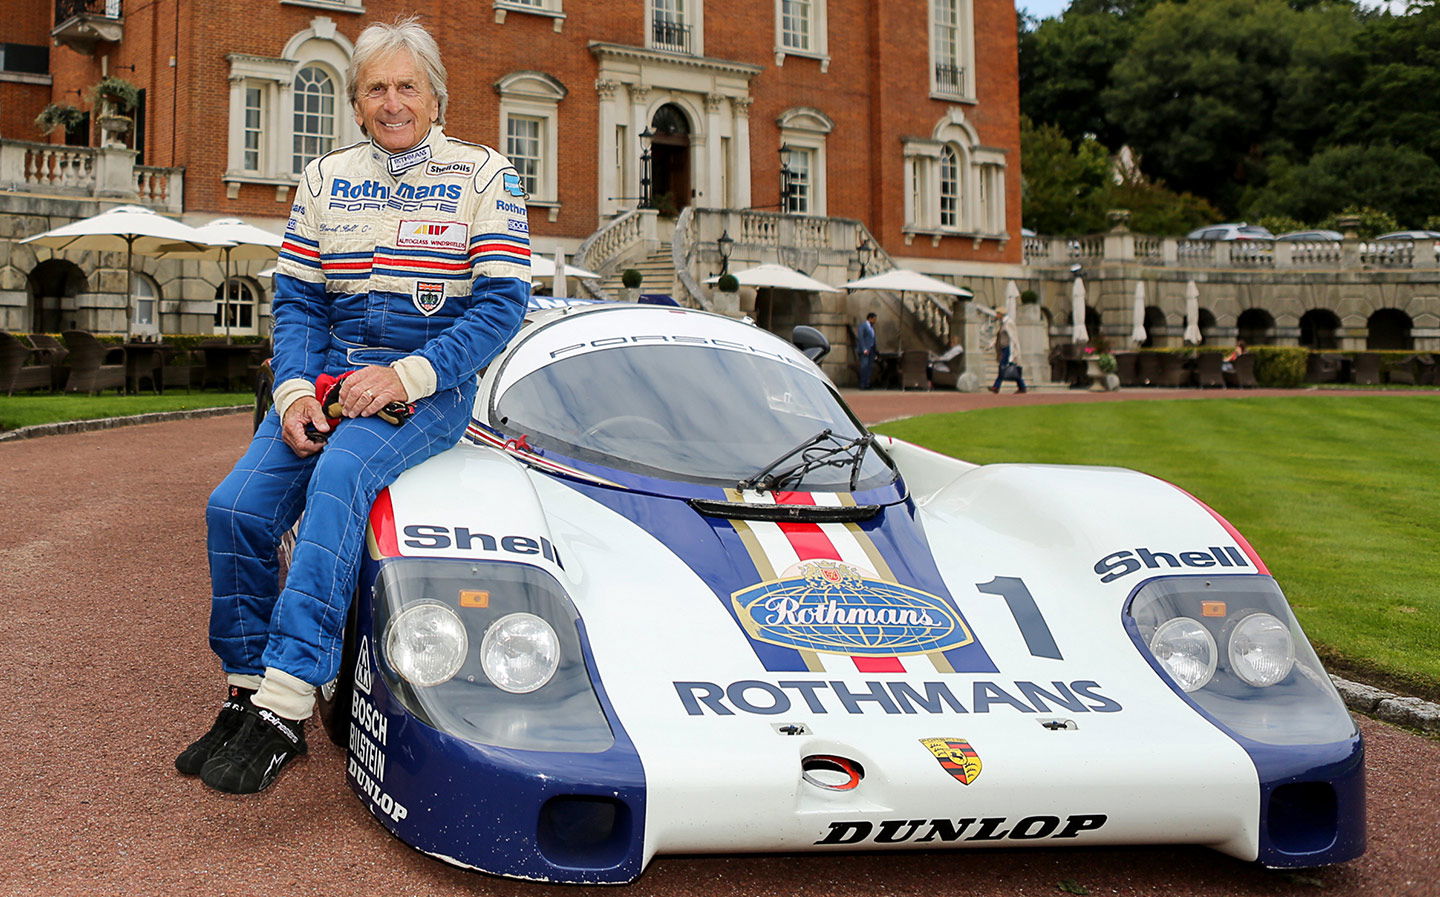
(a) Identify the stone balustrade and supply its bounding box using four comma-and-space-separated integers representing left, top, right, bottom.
0, 138, 183, 213
1024, 230, 1440, 271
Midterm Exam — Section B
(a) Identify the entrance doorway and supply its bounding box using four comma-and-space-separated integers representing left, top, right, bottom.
649, 104, 691, 215
27, 259, 87, 332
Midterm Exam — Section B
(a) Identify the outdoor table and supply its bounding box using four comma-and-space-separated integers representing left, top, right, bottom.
200, 343, 258, 391
123, 342, 165, 394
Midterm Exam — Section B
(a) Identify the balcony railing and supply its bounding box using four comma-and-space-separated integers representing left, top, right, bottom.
1, 138, 183, 213
53, 0, 123, 52
1023, 230, 1440, 271
934, 62, 965, 95
652, 18, 692, 53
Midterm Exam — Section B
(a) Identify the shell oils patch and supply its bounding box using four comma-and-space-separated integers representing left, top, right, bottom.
414, 281, 446, 316
920, 737, 983, 785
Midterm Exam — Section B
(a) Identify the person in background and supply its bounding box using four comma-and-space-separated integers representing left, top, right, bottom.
987, 310, 1027, 394
856, 312, 877, 389
176, 16, 531, 795
1223, 339, 1247, 373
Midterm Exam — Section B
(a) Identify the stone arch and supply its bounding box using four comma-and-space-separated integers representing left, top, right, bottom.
27, 259, 87, 333
1237, 308, 1276, 346
1367, 308, 1413, 350
1300, 308, 1341, 349
1142, 305, 1167, 348
1198, 308, 1219, 344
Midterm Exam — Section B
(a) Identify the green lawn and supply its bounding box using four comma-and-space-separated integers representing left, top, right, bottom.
875, 395, 1440, 699
0, 392, 253, 431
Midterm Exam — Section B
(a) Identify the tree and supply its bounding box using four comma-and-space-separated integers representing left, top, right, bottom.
1020, 5, 1140, 149
1242, 144, 1440, 227
1020, 117, 1111, 233
1332, 4, 1440, 163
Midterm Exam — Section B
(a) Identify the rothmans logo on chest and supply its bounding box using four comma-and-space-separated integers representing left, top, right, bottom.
396, 220, 468, 252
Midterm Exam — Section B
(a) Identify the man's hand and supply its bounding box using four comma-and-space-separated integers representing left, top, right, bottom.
281, 396, 330, 458
337, 365, 407, 419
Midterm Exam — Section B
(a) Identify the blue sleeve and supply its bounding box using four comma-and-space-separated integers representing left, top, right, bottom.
271, 179, 329, 386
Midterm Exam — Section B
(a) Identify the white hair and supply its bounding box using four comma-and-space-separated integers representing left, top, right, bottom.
347, 16, 448, 129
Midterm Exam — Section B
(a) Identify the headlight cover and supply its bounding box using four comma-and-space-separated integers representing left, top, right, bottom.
1149, 616, 1217, 692
1228, 611, 1295, 687
385, 601, 469, 687
1126, 575, 1354, 745
481, 612, 561, 694
372, 558, 614, 752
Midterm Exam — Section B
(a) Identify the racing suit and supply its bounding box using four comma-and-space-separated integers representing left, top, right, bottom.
206, 127, 530, 689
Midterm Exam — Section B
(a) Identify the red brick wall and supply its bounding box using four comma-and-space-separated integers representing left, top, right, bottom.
3, 0, 1020, 265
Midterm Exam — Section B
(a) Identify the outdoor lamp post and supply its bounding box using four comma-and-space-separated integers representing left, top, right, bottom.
716, 229, 734, 276
857, 236, 876, 276
639, 127, 654, 209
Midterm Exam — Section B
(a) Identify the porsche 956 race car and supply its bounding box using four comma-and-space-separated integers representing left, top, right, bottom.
301, 303, 1362, 883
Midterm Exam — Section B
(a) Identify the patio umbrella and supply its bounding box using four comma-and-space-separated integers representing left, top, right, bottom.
1130, 281, 1147, 345
550, 248, 568, 299
21, 204, 232, 336
187, 218, 283, 340
1071, 275, 1089, 343
1183, 280, 1203, 344
1004, 280, 1022, 355
842, 268, 973, 298
707, 263, 841, 292
529, 256, 601, 280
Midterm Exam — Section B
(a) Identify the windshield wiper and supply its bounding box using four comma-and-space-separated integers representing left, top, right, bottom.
737, 428, 874, 493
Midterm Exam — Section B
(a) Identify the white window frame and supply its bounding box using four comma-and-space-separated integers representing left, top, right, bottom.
777, 107, 831, 217
929, 0, 975, 102
224, 18, 360, 201
902, 110, 1007, 242
241, 83, 267, 174
492, 0, 566, 32
291, 63, 339, 176
214, 277, 262, 337
131, 273, 160, 338
648, 0, 703, 56
774, 0, 829, 72
496, 71, 567, 216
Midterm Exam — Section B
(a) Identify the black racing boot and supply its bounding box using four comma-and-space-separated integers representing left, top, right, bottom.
199, 706, 307, 794
175, 685, 255, 775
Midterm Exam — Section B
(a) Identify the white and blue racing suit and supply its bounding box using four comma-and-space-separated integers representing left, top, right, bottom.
206, 127, 530, 687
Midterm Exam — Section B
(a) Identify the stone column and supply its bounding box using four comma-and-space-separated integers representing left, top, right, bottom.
704, 92, 725, 209
629, 84, 651, 205
731, 96, 753, 209
595, 79, 621, 216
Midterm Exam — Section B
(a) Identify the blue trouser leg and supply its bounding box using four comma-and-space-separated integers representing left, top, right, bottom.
207, 384, 473, 685
859, 352, 872, 389
992, 346, 1011, 391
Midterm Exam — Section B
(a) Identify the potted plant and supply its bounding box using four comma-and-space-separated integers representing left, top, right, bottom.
34, 103, 86, 138
1020, 289, 1039, 305
90, 76, 140, 114
1084, 344, 1118, 391
714, 272, 740, 315
620, 268, 643, 302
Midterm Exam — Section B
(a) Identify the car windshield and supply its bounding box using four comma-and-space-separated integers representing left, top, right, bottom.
491, 311, 894, 491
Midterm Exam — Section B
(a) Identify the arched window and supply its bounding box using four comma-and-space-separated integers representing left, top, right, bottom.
292, 65, 337, 174
939, 145, 959, 229
131, 274, 161, 336
496, 71, 567, 209
1142, 306, 1167, 348
214, 278, 260, 336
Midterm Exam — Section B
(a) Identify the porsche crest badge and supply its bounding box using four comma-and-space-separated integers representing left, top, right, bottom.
920, 737, 982, 785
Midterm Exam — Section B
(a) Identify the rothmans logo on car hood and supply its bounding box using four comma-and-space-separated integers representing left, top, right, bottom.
732, 560, 973, 656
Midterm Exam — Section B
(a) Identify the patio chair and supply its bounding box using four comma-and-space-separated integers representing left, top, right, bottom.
25, 334, 70, 389
1158, 353, 1191, 387
1136, 352, 1162, 386
1415, 354, 1437, 386
1386, 355, 1418, 385
900, 349, 930, 390
1195, 353, 1225, 388
1352, 353, 1381, 386
0, 331, 54, 395
1224, 353, 1258, 388
61, 330, 126, 394
1306, 353, 1345, 383
161, 347, 204, 392
1114, 351, 1140, 387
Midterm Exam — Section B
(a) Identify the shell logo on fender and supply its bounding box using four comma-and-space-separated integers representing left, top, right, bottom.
920, 737, 983, 785
731, 560, 974, 657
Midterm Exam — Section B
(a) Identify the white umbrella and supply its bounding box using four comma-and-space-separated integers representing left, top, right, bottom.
21, 205, 233, 336
529, 256, 601, 280
1071, 276, 1089, 343
187, 218, 283, 340
706, 263, 841, 292
257, 266, 276, 280
1003, 280, 1022, 356
1130, 281, 1147, 345
843, 268, 973, 297
550, 248, 568, 299
1183, 280, 1203, 344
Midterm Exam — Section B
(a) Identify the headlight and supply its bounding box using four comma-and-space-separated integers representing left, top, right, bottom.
1149, 617, 1217, 692
385, 601, 468, 687
480, 612, 561, 694
1228, 612, 1295, 687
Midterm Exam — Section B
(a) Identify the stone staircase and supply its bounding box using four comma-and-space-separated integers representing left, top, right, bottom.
597, 244, 679, 302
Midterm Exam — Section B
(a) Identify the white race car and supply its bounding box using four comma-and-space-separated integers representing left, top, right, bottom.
313, 303, 1363, 883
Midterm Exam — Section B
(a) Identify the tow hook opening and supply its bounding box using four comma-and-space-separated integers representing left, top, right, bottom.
802, 754, 864, 791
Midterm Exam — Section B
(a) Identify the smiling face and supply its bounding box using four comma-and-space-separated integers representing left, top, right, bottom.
352, 48, 439, 153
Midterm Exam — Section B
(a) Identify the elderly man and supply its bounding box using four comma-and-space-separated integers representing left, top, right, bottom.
175, 17, 530, 794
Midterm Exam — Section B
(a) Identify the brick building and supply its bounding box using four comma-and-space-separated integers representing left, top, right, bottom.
1, 0, 1023, 381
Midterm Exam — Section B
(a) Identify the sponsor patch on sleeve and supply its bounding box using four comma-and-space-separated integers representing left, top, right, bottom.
507, 218, 529, 234
396, 220, 469, 252
502, 171, 527, 197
